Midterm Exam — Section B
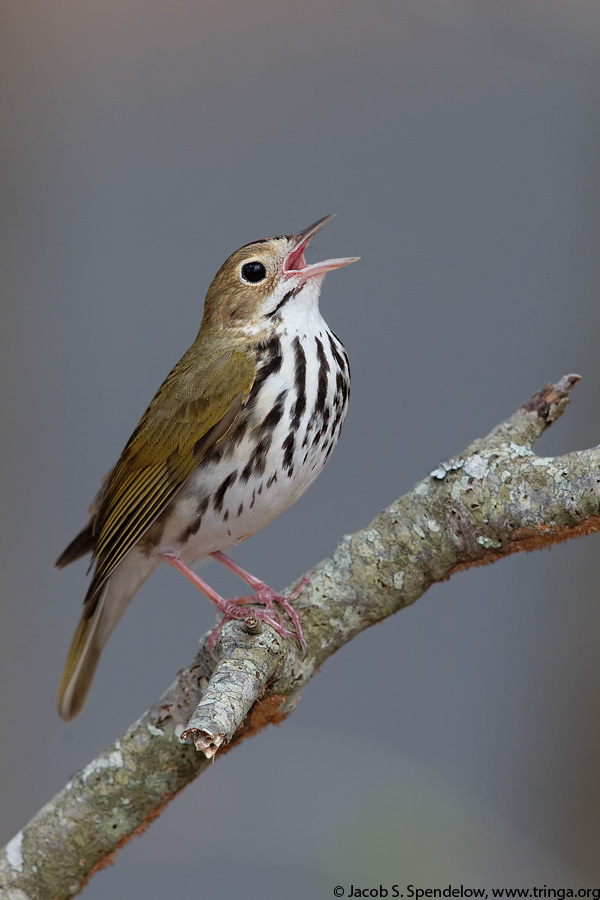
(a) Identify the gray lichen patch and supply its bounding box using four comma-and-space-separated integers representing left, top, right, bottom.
393, 571, 405, 590
4, 833, 23, 872
81, 747, 123, 783
477, 535, 502, 550
414, 479, 430, 497
360, 529, 386, 552
431, 457, 465, 479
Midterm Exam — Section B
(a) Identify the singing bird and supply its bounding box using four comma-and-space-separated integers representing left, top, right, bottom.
56, 215, 357, 721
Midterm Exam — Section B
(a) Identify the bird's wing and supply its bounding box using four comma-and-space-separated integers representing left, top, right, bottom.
88, 347, 255, 596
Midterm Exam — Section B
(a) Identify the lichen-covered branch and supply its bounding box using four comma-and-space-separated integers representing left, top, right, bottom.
2, 373, 598, 900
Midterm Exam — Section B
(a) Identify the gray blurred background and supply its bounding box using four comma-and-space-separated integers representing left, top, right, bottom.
3, 0, 600, 895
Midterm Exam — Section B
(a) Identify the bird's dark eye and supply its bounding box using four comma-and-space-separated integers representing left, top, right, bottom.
241, 261, 267, 283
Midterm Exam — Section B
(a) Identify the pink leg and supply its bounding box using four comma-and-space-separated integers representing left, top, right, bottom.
161, 551, 299, 660
211, 550, 309, 656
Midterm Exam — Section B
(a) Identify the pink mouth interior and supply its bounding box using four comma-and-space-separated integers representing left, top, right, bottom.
283, 240, 309, 273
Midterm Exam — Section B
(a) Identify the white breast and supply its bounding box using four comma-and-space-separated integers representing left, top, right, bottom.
157, 302, 350, 563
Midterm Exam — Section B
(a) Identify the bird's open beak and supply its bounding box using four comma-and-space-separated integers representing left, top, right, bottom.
283, 214, 359, 280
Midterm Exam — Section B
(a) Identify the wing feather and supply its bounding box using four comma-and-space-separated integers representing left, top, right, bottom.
86, 346, 255, 597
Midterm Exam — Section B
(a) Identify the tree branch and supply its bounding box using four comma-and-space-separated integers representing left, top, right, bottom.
2, 373, 598, 900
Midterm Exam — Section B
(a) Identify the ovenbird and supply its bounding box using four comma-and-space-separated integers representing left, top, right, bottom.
56, 214, 357, 721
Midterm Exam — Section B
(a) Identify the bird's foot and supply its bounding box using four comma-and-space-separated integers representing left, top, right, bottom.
204, 594, 297, 660
161, 551, 309, 660
211, 551, 309, 656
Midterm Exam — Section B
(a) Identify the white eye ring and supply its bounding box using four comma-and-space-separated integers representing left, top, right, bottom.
240, 261, 267, 284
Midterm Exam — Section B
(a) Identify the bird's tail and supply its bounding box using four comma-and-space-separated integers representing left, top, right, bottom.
57, 557, 153, 721
57, 597, 106, 721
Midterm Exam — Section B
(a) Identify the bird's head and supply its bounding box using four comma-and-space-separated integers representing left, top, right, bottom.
201, 215, 358, 332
